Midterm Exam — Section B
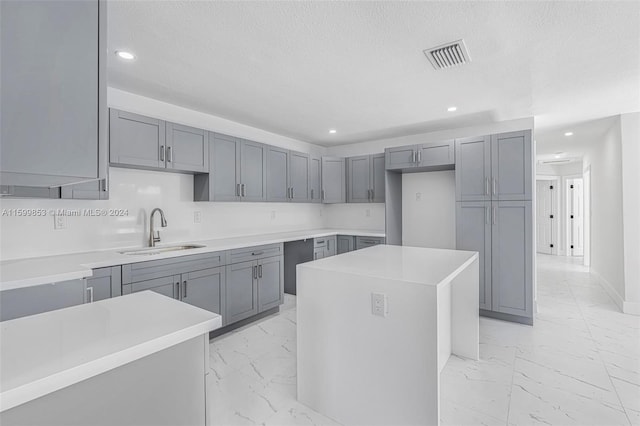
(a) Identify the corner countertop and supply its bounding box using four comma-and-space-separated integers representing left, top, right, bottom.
0, 229, 385, 291
0, 291, 221, 412
300, 245, 478, 286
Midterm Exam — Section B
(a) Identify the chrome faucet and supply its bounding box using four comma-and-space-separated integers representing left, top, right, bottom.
149, 208, 168, 247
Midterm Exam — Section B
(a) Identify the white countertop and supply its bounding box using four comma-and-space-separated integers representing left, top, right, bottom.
0, 291, 221, 412
0, 229, 384, 291
301, 245, 478, 286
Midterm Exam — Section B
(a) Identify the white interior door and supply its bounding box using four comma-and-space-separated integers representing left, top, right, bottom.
569, 179, 584, 256
536, 180, 555, 254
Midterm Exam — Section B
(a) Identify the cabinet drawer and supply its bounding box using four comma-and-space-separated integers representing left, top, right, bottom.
122, 251, 226, 284
355, 236, 385, 250
227, 243, 283, 264
122, 275, 178, 299
313, 238, 327, 248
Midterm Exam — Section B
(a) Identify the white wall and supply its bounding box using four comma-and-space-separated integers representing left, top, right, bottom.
323, 203, 385, 231
582, 117, 626, 305
620, 112, 640, 314
0, 90, 327, 260
401, 171, 456, 249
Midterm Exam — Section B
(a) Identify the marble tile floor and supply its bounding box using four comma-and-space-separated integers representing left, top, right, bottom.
208, 255, 640, 425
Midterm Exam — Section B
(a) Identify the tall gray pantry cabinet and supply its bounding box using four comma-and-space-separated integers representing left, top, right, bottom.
455, 130, 533, 325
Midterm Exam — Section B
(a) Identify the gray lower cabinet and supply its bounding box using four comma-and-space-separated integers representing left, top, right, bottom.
321, 157, 346, 203
455, 202, 492, 310
313, 248, 325, 260
165, 122, 208, 173
0, 279, 87, 322
309, 156, 322, 203
181, 267, 226, 318
110, 109, 166, 169
456, 200, 533, 323
125, 275, 179, 299
314, 236, 336, 259
337, 235, 355, 254
347, 154, 385, 203
1, 0, 106, 188
86, 266, 122, 302
257, 256, 284, 312
355, 236, 385, 250
266, 146, 290, 202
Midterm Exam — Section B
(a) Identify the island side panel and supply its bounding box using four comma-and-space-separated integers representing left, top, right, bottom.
297, 265, 440, 426
0, 335, 208, 426
451, 257, 480, 360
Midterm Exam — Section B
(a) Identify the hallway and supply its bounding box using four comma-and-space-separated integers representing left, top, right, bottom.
207, 255, 640, 425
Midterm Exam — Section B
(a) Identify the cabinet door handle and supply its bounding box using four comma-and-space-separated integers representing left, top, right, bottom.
485, 178, 490, 195
241, 184, 246, 197
492, 178, 497, 196
291, 187, 295, 199
493, 207, 497, 225
253, 265, 258, 279
251, 251, 264, 256
417, 150, 422, 163
327, 240, 331, 251
236, 183, 241, 196
183, 280, 187, 298
411, 151, 416, 163
258, 264, 263, 278
176, 282, 180, 298
321, 189, 325, 201
160, 145, 165, 162
311, 189, 314, 199
167, 146, 172, 162
485, 206, 490, 224
86, 286, 94, 303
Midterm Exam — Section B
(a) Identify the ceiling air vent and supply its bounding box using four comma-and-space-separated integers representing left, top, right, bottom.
423, 39, 471, 70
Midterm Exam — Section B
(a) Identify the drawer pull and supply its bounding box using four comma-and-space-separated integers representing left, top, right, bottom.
252, 251, 264, 256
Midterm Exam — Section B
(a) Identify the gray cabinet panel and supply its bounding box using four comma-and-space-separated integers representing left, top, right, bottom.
455, 135, 491, 201
355, 236, 385, 250
211, 133, 240, 201
61, 180, 108, 200
1, 0, 103, 187
326, 236, 337, 257
491, 131, 532, 201
266, 146, 289, 202
309, 156, 322, 203
491, 201, 533, 317
110, 109, 165, 169
0, 279, 86, 322
228, 243, 283, 264
321, 157, 345, 203
166, 122, 208, 173
258, 256, 284, 312
289, 151, 310, 202
418, 140, 454, 167
371, 154, 386, 203
225, 260, 258, 324
347, 156, 370, 203
313, 248, 325, 260
337, 235, 355, 254
86, 266, 121, 302
182, 267, 225, 321
385, 145, 417, 170
456, 202, 492, 310
240, 140, 267, 201
127, 275, 179, 299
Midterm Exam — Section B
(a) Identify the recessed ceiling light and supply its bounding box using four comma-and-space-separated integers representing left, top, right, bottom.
447, 106, 457, 112
564, 132, 573, 136
115, 50, 135, 60
329, 129, 337, 134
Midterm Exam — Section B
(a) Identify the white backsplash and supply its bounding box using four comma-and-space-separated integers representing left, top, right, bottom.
0, 167, 324, 260
323, 203, 386, 231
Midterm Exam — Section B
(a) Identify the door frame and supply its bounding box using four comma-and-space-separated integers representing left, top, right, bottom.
563, 174, 584, 257
583, 166, 591, 267
535, 175, 561, 255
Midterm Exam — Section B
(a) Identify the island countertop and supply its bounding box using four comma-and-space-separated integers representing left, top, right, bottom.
301, 245, 478, 286
0, 291, 221, 412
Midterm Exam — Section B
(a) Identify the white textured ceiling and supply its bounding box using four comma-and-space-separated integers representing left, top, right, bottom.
107, 1, 640, 147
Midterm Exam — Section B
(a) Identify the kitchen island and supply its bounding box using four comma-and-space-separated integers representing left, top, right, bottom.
0, 291, 221, 426
297, 245, 479, 426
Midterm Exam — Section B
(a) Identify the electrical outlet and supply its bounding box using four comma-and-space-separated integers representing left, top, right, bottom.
54, 214, 67, 230
415, 192, 422, 201
365, 209, 371, 217
371, 292, 387, 317
193, 211, 202, 224
270, 210, 276, 220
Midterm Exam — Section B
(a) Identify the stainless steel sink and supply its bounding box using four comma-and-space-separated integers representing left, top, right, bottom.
119, 244, 206, 256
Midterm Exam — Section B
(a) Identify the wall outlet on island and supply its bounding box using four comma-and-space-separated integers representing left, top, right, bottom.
371, 292, 387, 317
193, 211, 202, 224
54, 214, 67, 230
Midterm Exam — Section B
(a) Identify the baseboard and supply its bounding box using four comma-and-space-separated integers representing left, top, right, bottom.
591, 269, 624, 312
623, 300, 640, 316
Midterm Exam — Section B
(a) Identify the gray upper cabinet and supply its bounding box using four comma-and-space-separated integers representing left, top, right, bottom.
491, 201, 533, 318
385, 141, 454, 172
491, 131, 532, 201
86, 266, 122, 302
309, 156, 322, 203
182, 267, 226, 322
240, 140, 267, 202
347, 154, 385, 203
455, 135, 491, 201
195, 133, 240, 201
110, 109, 166, 169
0, 279, 87, 322
266, 146, 290, 202
456, 202, 492, 310
321, 157, 346, 203
289, 151, 310, 202
225, 260, 259, 324
385, 146, 417, 170
1, 0, 107, 188
417, 140, 455, 168
257, 256, 284, 312
165, 123, 208, 173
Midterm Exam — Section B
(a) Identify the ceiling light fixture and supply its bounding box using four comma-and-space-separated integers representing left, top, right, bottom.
564, 132, 573, 136
329, 129, 337, 134
115, 50, 136, 60
447, 106, 457, 112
